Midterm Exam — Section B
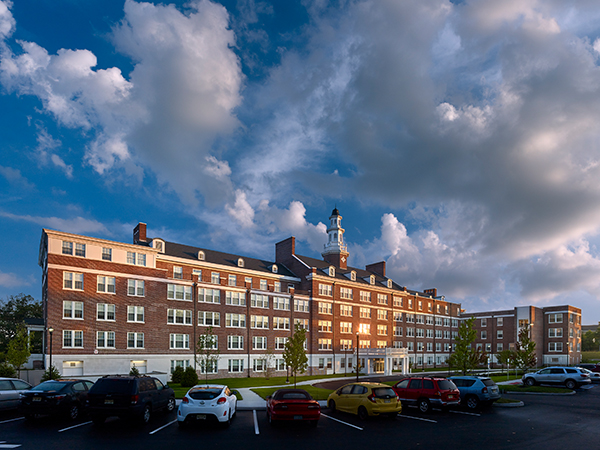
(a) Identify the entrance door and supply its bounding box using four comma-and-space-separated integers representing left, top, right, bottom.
62, 361, 83, 376
375, 359, 385, 373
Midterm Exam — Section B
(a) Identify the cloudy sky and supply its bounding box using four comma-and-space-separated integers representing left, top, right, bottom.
2, 0, 600, 322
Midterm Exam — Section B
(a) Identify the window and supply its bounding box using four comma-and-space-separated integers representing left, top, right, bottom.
226, 291, 246, 306
426, 315, 434, 325
408, 299, 413, 309
358, 323, 371, 335
274, 282, 281, 292
168, 309, 192, 325
211, 272, 220, 284
359, 340, 370, 349
387, 279, 393, 288
170, 334, 190, 349
318, 284, 332, 296
481, 330, 487, 340
340, 287, 353, 299
351, 271, 356, 281
416, 328, 424, 338
549, 313, 563, 323
497, 343, 503, 352
251, 315, 269, 329
127, 252, 146, 266
198, 288, 220, 303
127, 332, 144, 348
318, 339, 332, 350
273, 317, 290, 330
62, 241, 73, 255
128, 306, 144, 323
377, 309, 388, 320
200, 360, 218, 374
253, 336, 267, 350
294, 318, 309, 331
377, 325, 388, 336
276, 359, 286, 371
435, 317, 443, 326
406, 328, 415, 337
340, 305, 353, 317
394, 312, 403, 322
407, 342, 414, 351
273, 297, 290, 310
426, 329, 434, 338
481, 318, 487, 327
340, 322, 353, 334
394, 326, 403, 336
393, 296, 402, 307
418, 300, 422, 310
370, 275, 375, 285
237, 258, 244, 268
170, 360, 190, 373
548, 342, 563, 352
405, 313, 414, 323
225, 313, 246, 328
377, 294, 388, 305
253, 359, 266, 372
417, 342, 424, 351
198, 311, 220, 326
75, 243, 86, 257
452, 319, 458, 327
415, 315, 424, 324
485, 343, 491, 352
318, 302, 332, 315
63, 301, 83, 319
229, 359, 244, 373
275, 337, 288, 350
260, 279, 268, 290
340, 339, 353, 350
329, 266, 335, 277
193, 269, 202, 280
174, 266, 183, 279
97, 303, 115, 321
63, 330, 83, 348
244, 276, 252, 286
549, 328, 563, 338
251, 294, 269, 308
360, 291, 371, 303
102, 247, 112, 261
63, 272, 84, 291
497, 330, 503, 339
227, 336, 244, 350
97, 331, 115, 348
127, 279, 145, 297
198, 251, 205, 261
228, 274, 236, 286
97, 276, 116, 294
359, 307, 371, 319
426, 342, 433, 352
294, 299, 309, 312
318, 320, 332, 332
167, 284, 192, 301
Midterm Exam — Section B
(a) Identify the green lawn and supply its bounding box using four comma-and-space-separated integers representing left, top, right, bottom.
582, 351, 600, 362
251, 386, 334, 401
173, 373, 356, 390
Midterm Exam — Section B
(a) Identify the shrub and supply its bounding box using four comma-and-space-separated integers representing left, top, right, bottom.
129, 366, 140, 376
40, 365, 61, 382
171, 366, 185, 384
0, 362, 16, 378
180, 366, 199, 387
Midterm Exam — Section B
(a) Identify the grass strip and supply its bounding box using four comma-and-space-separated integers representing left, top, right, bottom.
251, 386, 334, 401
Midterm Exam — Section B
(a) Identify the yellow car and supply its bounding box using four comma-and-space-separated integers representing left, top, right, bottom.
327, 382, 402, 420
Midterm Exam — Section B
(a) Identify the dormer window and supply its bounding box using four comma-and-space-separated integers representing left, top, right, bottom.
238, 258, 244, 268
370, 275, 375, 285
272, 264, 278, 274
387, 279, 392, 289
198, 251, 205, 261
351, 271, 356, 282
329, 266, 335, 277
152, 239, 165, 253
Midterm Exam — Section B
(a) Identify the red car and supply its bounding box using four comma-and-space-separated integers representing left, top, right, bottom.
265, 389, 321, 427
392, 376, 460, 413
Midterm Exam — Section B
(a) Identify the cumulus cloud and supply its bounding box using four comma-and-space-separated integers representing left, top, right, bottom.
0, 270, 29, 289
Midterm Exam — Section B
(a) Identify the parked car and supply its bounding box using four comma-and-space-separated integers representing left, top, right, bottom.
392, 376, 460, 413
19, 379, 93, 420
87, 375, 175, 425
265, 389, 320, 427
177, 384, 237, 428
327, 382, 402, 420
577, 364, 600, 373
522, 367, 591, 389
577, 368, 600, 384
0, 378, 32, 411
448, 376, 501, 410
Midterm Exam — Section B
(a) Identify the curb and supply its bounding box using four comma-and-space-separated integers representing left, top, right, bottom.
501, 390, 575, 396
494, 401, 524, 408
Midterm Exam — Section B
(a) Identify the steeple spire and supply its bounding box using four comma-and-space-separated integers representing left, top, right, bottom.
322, 207, 349, 269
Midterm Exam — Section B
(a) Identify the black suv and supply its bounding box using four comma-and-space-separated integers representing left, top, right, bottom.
87, 375, 175, 425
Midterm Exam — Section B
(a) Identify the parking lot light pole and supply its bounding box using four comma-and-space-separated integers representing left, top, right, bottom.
356, 332, 360, 382
48, 327, 54, 370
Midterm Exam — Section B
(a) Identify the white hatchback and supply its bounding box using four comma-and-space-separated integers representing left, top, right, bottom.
177, 384, 237, 428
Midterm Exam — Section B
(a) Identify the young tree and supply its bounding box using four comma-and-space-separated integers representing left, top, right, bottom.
261, 349, 276, 379
6, 327, 31, 378
447, 317, 487, 375
514, 324, 536, 371
0, 294, 42, 354
283, 324, 308, 388
196, 326, 220, 384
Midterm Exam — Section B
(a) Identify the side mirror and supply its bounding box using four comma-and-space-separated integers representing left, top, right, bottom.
266, 395, 272, 400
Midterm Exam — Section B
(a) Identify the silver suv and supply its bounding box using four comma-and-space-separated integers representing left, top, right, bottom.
522, 366, 591, 389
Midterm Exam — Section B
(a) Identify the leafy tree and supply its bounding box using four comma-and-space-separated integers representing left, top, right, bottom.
514, 324, 536, 371
171, 365, 185, 384
447, 317, 487, 375
582, 327, 600, 352
261, 349, 276, 379
496, 349, 516, 374
283, 323, 308, 387
196, 326, 220, 383
181, 366, 199, 387
0, 362, 16, 378
6, 327, 31, 377
40, 365, 61, 382
0, 294, 42, 354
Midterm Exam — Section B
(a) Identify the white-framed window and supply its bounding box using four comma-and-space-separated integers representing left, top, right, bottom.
251, 294, 269, 308
63, 330, 83, 348
387, 279, 393, 288
97, 276, 116, 294
273, 317, 290, 330
417, 342, 424, 351
253, 336, 267, 350
294, 299, 309, 312
198, 311, 220, 326
238, 258, 244, 268
549, 328, 563, 338
102, 247, 112, 261
63, 272, 84, 291
97, 331, 115, 348
481, 318, 487, 327
260, 279, 268, 291
408, 298, 413, 309
358, 323, 371, 334
407, 342, 414, 351
277, 358, 287, 371
426, 315, 434, 325
485, 343, 491, 352
340, 339, 353, 350
211, 272, 220, 284
340, 305, 353, 317
170, 359, 190, 373
415, 315, 424, 324
253, 359, 266, 372
377, 294, 388, 305
273, 297, 290, 311
225, 313, 246, 328
360, 291, 371, 303
548, 342, 563, 352
340, 322, 353, 334
63, 301, 83, 319
193, 269, 202, 280
340, 287, 353, 299
481, 330, 487, 340
226, 291, 246, 306
406, 327, 415, 337
62, 241, 73, 255
294, 318, 309, 331
435, 329, 442, 339
199, 360, 218, 374
369, 275, 375, 285
75, 243, 86, 257
274, 281, 281, 292
359, 307, 371, 319
405, 313, 414, 323
393, 342, 403, 349
328, 266, 335, 277
394, 312, 403, 322
548, 313, 563, 323
168, 309, 192, 325
173, 266, 183, 279
251, 315, 269, 329
393, 296, 402, 307
97, 303, 115, 321
497, 330, 503, 339
394, 326, 403, 336
127, 306, 144, 323
497, 343, 503, 352
127, 252, 146, 266
318, 320, 332, 332
377, 309, 388, 321
228, 274, 236, 286
169, 334, 189, 349
378, 340, 388, 349
167, 284, 192, 301
198, 288, 220, 303
416, 328, 424, 338
244, 276, 252, 286
377, 324, 388, 335
418, 300, 423, 310
275, 337, 288, 350
350, 271, 356, 281
359, 340, 370, 349
318, 284, 332, 296
228, 359, 244, 373
197, 251, 205, 261
127, 279, 145, 297
318, 339, 332, 350
426, 329, 434, 338
128, 332, 145, 348
435, 317, 443, 326
227, 335, 244, 350
452, 319, 459, 327
318, 302, 332, 315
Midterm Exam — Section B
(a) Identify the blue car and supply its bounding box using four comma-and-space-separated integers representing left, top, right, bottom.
448, 376, 501, 410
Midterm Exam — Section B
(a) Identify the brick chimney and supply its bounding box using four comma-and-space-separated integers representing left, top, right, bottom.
366, 261, 386, 277
133, 222, 147, 245
424, 288, 438, 298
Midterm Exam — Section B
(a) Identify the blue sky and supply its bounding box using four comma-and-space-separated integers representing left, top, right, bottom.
3, 0, 600, 322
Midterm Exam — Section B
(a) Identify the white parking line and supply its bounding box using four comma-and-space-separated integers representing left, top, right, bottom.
0, 418, 24, 425
399, 415, 437, 423
59, 421, 93, 433
320, 414, 363, 430
149, 419, 177, 435
0, 444, 21, 449
253, 410, 259, 435
450, 410, 481, 417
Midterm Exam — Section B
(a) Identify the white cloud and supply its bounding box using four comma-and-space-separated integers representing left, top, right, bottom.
0, 165, 34, 189
0, 211, 111, 235
225, 190, 255, 228
0, 1, 14, 41
51, 154, 73, 179
0, 270, 28, 289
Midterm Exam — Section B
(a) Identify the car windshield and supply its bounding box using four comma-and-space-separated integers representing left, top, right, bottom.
93, 379, 134, 394
189, 388, 222, 400
274, 390, 311, 400
31, 382, 68, 392
482, 379, 497, 387
437, 380, 457, 390
372, 387, 396, 398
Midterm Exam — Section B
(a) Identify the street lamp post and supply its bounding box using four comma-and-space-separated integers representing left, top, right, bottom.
356, 332, 360, 382
48, 327, 54, 370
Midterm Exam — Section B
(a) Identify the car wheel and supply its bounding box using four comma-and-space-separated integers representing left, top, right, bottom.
525, 378, 536, 387
466, 396, 479, 410
166, 397, 176, 412
418, 398, 430, 414
141, 404, 152, 424
357, 406, 369, 420
565, 380, 577, 390
68, 404, 80, 420
91, 415, 105, 425
267, 410, 276, 426
328, 400, 336, 413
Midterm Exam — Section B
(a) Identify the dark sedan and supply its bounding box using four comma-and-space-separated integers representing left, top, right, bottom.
19, 379, 94, 421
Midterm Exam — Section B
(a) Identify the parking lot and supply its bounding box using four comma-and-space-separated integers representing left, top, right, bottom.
1, 386, 600, 450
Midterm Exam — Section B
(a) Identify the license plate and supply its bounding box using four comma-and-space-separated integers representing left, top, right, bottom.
384, 399, 391, 403
294, 415, 303, 420
196, 414, 206, 420
448, 395, 453, 399
32, 397, 41, 402
104, 399, 114, 405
